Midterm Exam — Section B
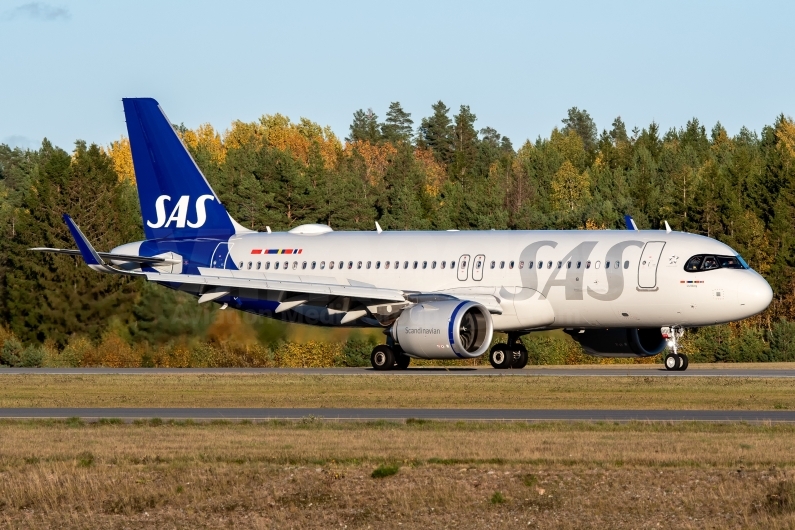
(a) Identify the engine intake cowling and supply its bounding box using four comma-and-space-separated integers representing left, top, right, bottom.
392, 300, 493, 359
565, 328, 667, 358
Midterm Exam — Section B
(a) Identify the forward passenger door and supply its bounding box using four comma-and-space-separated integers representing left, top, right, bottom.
638, 241, 665, 289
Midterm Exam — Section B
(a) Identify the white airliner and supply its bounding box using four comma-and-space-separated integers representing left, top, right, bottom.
33, 99, 774, 371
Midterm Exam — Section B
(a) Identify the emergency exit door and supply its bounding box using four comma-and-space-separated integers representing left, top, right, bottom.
638, 241, 665, 289
472, 254, 485, 281
457, 254, 470, 281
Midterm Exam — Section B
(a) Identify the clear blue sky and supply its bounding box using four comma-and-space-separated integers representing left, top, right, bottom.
2, 0, 793, 151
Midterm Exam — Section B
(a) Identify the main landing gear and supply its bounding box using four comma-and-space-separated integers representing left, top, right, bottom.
489, 333, 528, 369
370, 344, 411, 371
662, 326, 688, 371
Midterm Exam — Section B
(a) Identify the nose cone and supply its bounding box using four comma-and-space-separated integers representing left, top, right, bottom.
738, 272, 773, 317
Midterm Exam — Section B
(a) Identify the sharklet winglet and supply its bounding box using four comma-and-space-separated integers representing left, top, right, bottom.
62, 214, 104, 266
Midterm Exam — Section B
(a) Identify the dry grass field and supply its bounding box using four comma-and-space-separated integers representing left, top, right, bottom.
0, 372, 794, 409
1, 420, 795, 529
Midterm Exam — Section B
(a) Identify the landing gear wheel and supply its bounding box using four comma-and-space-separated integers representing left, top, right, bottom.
677, 354, 689, 371
511, 347, 528, 369
371, 345, 395, 371
489, 344, 512, 369
664, 354, 679, 371
395, 352, 411, 370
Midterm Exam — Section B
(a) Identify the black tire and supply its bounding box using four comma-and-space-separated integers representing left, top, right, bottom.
489, 343, 512, 369
664, 354, 678, 371
395, 352, 411, 370
511, 347, 528, 369
371, 345, 395, 371
677, 354, 689, 371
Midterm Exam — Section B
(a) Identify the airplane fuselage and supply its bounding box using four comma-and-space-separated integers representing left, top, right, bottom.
114, 227, 772, 331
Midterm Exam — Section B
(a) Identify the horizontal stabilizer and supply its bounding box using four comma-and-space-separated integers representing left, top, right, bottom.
29, 248, 178, 265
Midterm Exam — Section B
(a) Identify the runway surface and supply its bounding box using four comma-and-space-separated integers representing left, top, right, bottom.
2, 366, 795, 377
2, 407, 795, 422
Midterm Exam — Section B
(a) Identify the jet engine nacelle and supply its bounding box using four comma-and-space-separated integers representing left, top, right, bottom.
565, 328, 667, 358
392, 300, 493, 359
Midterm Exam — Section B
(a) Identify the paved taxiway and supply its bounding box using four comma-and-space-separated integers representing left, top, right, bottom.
1, 366, 795, 376
0, 407, 794, 422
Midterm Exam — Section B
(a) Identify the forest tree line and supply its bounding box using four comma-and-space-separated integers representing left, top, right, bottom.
1, 101, 795, 366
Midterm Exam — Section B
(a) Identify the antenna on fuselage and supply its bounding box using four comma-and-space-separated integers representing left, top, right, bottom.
375, 221, 383, 234
266, 226, 272, 234
664, 220, 672, 234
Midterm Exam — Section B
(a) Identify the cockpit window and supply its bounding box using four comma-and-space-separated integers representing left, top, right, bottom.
684, 254, 748, 272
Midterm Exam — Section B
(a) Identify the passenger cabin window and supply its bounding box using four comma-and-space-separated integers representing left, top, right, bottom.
605, 261, 610, 269
500, 261, 505, 269
348, 261, 353, 269
357, 261, 362, 269
283, 261, 288, 269
238, 261, 244, 269
441, 261, 446, 269
320, 261, 325, 269
624, 260, 629, 269
519, 261, 524, 269
385, 261, 390, 269
329, 261, 335, 269
302, 262, 307, 269
367, 261, 372, 269
423, 261, 428, 269
684, 254, 746, 272
275, 262, 280, 269
265, 262, 271, 270
577, 261, 581, 269
586, 261, 591, 269
509, 261, 515, 269
338, 261, 343, 269
376, 261, 381, 269
538, 261, 543, 269
256, 262, 261, 270
432, 261, 437, 269
450, 261, 455, 268
547, 261, 553, 269
292, 262, 297, 270
557, 261, 562, 269
490, 261, 496, 269
595, 261, 601, 269
615, 261, 620, 269
311, 261, 316, 269
528, 261, 534, 269
404, 261, 409, 269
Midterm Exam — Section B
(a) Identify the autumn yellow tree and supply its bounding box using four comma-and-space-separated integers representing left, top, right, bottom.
551, 160, 591, 211
105, 137, 135, 183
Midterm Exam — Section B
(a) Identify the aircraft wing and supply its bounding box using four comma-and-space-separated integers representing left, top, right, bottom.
144, 272, 407, 304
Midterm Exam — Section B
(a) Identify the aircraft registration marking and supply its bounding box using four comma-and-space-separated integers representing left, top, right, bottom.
251, 249, 303, 255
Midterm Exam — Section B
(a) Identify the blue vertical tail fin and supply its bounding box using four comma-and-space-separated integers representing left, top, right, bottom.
122, 98, 247, 240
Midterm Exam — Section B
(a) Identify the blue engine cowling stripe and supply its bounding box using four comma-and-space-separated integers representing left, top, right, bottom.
447, 301, 469, 359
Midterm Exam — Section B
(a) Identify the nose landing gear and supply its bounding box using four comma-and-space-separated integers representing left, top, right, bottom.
662, 327, 688, 371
